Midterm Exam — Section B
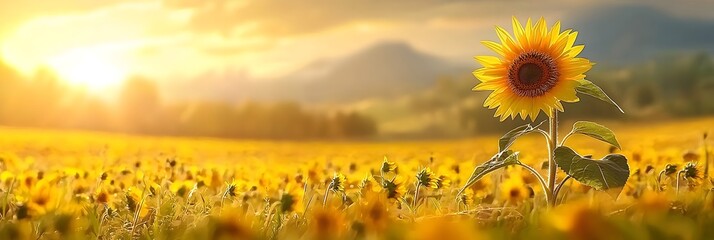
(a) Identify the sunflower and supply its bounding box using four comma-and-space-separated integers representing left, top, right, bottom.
328, 172, 347, 193
382, 176, 406, 200
500, 176, 529, 204
415, 168, 438, 189
473, 17, 592, 121
308, 207, 346, 240
279, 183, 304, 213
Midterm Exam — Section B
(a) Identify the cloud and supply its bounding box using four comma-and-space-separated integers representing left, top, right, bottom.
2, 0, 713, 85
163, 0, 578, 38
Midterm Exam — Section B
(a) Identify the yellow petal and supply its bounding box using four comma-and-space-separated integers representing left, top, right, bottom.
566, 31, 579, 50
534, 17, 547, 49
474, 56, 502, 68
512, 16, 527, 46
553, 81, 580, 102
495, 26, 518, 52
481, 40, 507, 56
548, 21, 562, 46
473, 79, 506, 91
524, 18, 533, 49
473, 68, 507, 82
565, 45, 585, 58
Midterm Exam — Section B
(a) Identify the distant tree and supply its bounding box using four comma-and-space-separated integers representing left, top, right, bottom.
119, 76, 161, 133
332, 112, 377, 138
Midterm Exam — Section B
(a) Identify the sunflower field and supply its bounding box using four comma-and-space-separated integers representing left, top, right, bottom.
0, 116, 711, 240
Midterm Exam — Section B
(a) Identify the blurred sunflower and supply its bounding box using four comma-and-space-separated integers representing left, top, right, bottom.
279, 183, 304, 213
473, 17, 592, 120
681, 162, 703, 188
328, 173, 347, 193
359, 174, 379, 195
126, 187, 150, 217
382, 176, 406, 200
415, 168, 438, 189
436, 174, 451, 189
308, 207, 345, 240
26, 180, 58, 216
94, 186, 115, 209
380, 157, 397, 174
500, 177, 529, 204
358, 194, 390, 234
170, 180, 194, 198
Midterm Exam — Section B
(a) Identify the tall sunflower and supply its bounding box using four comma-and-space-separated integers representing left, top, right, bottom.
473, 17, 593, 121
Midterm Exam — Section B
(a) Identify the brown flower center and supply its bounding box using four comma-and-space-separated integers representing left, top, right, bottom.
507, 51, 559, 97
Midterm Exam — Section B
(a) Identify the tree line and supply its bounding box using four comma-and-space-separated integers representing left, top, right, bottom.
0, 61, 377, 139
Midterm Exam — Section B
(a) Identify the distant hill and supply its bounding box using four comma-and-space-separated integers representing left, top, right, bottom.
290, 42, 467, 102
572, 5, 714, 65
169, 41, 469, 103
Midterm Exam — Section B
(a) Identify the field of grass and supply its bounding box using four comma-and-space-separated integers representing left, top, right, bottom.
0, 117, 713, 239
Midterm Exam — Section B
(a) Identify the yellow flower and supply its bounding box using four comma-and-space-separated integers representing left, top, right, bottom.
94, 187, 115, 209
210, 208, 255, 240
380, 157, 397, 174
279, 183, 304, 213
358, 194, 390, 234
470, 175, 493, 198
435, 174, 451, 189
125, 187, 151, 218
170, 180, 195, 197
328, 172, 347, 193
410, 218, 484, 240
500, 177, 529, 204
359, 174, 378, 195
308, 207, 345, 240
681, 162, 703, 188
382, 176, 406, 200
27, 180, 58, 216
415, 168, 438, 189
473, 17, 592, 121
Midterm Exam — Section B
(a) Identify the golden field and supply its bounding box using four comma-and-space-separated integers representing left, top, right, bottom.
0, 117, 713, 240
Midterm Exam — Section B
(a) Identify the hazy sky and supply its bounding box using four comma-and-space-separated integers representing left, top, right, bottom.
0, 0, 711, 90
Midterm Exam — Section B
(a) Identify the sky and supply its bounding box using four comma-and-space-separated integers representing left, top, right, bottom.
0, 0, 712, 91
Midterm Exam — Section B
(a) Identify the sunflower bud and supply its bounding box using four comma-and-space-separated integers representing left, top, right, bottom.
380, 157, 397, 174
664, 164, 678, 176
416, 168, 438, 189
329, 173, 347, 192
682, 162, 701, 179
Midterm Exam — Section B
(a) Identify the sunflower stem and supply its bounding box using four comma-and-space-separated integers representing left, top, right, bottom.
413, 183, 421, 210
676, 171, 684, 197
547, 108, 559, 207
704, 134, 709, 178
323, 182, 332, 206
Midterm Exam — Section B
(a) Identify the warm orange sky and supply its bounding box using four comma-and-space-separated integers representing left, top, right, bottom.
0, 0, 711, 91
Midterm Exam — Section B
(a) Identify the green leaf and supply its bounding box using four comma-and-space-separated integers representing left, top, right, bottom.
576, 79, 624, 113
554, 146, 630, 198
569, 121, 621, 149
498, 121, 545, 153
457, 151, 519, 196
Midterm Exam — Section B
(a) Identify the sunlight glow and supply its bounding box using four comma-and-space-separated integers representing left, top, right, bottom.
49, 54, 126, 90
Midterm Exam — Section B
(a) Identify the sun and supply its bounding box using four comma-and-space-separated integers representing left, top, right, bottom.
49, 54, 126, 90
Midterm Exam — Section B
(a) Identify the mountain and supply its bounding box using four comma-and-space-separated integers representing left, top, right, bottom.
287, 41, 468, 102
572, 5, 714, 65
169, 41, 469, 103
